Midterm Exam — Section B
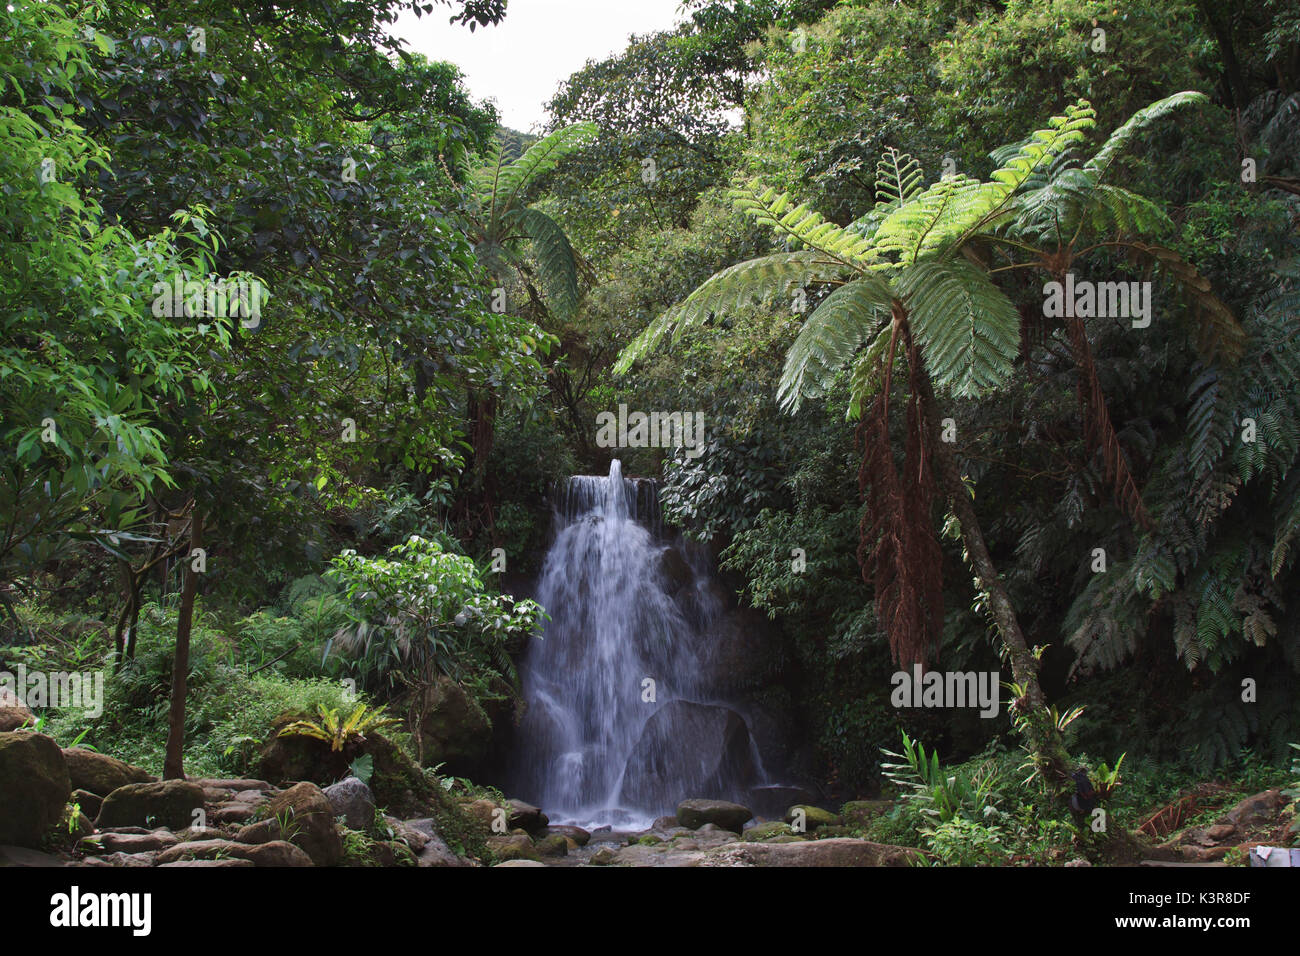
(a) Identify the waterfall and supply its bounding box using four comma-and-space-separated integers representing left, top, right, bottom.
508, 460, 767, 829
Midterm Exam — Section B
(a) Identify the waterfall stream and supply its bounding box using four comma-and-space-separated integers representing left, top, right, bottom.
507, 460, 768, 829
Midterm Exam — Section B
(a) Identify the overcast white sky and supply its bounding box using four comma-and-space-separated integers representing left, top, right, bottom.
388, 0, 687, 132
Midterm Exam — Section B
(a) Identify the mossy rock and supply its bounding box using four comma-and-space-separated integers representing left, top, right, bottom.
742, 821, 795, 842
784, 804, 841, 831
536, 834, 569, 857
417, 676, 492, 774
488, 833, 539, 862
256, 719, 487, 862
636, 834, 664, 846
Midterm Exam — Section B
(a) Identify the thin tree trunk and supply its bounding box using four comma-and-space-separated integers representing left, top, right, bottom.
914, 367, 1071, 785
163, 509, 202, 781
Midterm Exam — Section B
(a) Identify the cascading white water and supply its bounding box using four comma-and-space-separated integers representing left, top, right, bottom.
509, 460, 766, 829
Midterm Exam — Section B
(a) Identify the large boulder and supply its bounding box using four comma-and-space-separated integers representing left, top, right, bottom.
1224, 790, 1286, 829
0, 731, 71, 847
621, 701, 759, 809
323, 776, 375, 831
676, 799, 753, 833
658, 547, 695, 595
417, 676, 492, 773
0, 688, 33, 732
238, 782, 342, 867
405, 818, 473, 868
62, 748, 153, 797
487, 834, 539, 862
95, 780, 204, 831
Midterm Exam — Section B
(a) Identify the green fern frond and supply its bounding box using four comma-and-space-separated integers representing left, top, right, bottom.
846, 324, 900, 421
508, 206, 581, 317
1084, 91, 1209, 182
874, 102, 1097, 266
1089, 183, 1173, 236
875, 147, 924, 209
895, 258, 1021, 397
1271, 474, 1300, 577
729, 180, 878, 266
612, 251, 845, 374
778, 277, 895, 412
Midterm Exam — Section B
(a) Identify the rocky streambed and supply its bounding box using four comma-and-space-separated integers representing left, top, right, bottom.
0, 727, 919, 868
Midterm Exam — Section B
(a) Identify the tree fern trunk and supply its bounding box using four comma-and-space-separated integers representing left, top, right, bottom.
914, 367, 1072, 784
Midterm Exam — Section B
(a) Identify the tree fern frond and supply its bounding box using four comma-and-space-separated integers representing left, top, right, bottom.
1064, 559, 1147, 676
1084, 91, 1210, 182
1271, 473, 1300, 576
874, 102, 1097, 265
874, 147, 924, 209
1125, 241, 1246, 362
728, 179, 878, 265
896, 258, 1021, 397
508, 207, 581, 318
1089, 184, 1173, 236
778, 277, 895, 412
612, 251, 845, 374
1187, 366, 1235, 478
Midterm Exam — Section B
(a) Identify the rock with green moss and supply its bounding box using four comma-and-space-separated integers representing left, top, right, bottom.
536, 833, 569, 857
590, 846, 618, 865
545, 824, 590, 846
784, 804, 841, 831
238, 781, 342, 866
742, 821, 795, 842
96, 780, 203, 831
488, 833, 539, 862
637, 833, 664, 846
418, 676, 492, 773
0, 731, 71, 848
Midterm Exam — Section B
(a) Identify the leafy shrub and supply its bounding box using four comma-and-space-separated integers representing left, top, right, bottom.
925, 817, 1010, 867
325, 535, 543, 696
